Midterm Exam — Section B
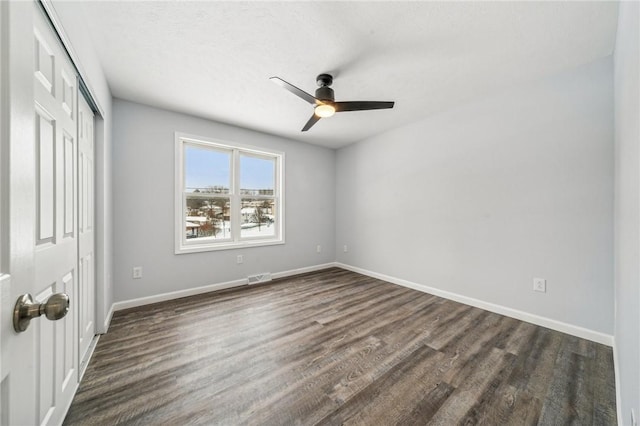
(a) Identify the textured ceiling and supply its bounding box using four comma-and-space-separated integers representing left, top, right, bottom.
72, 1, 618, 149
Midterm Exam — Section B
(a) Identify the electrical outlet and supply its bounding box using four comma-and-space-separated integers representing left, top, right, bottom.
343, 245, 348, 253
237, 255, 243, 264
132, 267, 143, 279
533, 278, 546, 293
316, 245, 322, 253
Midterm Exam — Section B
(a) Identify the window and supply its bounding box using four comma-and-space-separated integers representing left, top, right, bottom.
175, 133, 284, 253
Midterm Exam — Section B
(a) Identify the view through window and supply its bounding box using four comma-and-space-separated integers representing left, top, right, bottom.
176, 134, 283, 253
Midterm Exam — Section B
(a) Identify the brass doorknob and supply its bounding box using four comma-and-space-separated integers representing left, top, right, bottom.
13, 293, 70, 333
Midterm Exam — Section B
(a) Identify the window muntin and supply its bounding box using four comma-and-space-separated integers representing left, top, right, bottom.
176, 134, 284, 253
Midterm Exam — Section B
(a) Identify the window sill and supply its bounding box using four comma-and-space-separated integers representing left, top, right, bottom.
175, 238, 285, 254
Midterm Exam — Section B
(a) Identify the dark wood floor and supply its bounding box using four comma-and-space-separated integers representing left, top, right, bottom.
64, 268, 616, 425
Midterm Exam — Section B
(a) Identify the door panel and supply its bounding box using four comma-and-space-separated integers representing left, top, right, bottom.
30, 5, 79, 425
78, 95, 95, 369
35, 106, 56, 244
64, 134, 75, 237
34, 28, 55, 95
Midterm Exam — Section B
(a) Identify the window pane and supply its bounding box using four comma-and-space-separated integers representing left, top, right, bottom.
185, 196, 231, 240
185, 145, 231, 194
240, 198, 275, 238
240, 155, 275, 196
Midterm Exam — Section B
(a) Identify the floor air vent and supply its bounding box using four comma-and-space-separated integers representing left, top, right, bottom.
248, 273, 272, 285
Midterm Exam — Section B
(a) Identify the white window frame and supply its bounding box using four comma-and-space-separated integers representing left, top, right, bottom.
175, 132, 285, 254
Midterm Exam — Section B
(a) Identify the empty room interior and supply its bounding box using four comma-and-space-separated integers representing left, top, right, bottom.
1, 1, 639, 425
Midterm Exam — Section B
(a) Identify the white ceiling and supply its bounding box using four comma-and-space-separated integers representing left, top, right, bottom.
75, 1, 619, 149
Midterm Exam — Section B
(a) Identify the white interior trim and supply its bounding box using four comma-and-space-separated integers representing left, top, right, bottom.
335, 262, 614, 346
271, 262, 336, 280
110, 261, 613, 347
78, 335, 100, 382
112, 278, 247, 312
38, 0, 105, 117
111, 262, 337, 313
612, 339, 623, 424
102, 304, 114, 333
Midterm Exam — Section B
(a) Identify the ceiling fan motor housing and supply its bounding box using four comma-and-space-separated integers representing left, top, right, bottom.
315, 74, 335, 102
315, 86, 335, 102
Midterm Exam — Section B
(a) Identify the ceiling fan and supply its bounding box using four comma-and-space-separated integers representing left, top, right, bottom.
270, 73, 395, 132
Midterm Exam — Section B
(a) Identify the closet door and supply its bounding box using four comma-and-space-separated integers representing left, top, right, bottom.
78, 93, 96, 372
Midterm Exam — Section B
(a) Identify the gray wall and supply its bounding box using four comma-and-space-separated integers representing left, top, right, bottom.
52, 1, 114, 332
613, 1, 640, 423
336, 57, 614, 335
112, 100, 335, 302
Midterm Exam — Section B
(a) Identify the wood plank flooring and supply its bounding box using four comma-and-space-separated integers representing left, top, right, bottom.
64, 268, 617, 425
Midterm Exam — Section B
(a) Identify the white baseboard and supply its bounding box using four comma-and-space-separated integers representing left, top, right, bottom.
612, 339, 623, 425
112, 262, 338, 312
271, 262, 338, 280
112, 278, 247, 311
335, 262, 614, 346
102, 304, 114, 332
78, 334, 100, 382
110, 261, 613, 346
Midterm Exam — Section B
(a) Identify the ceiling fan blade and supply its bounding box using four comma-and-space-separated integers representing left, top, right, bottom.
270, 77, 318, 105
301, 114, 321, 132
334, 101, 395, 112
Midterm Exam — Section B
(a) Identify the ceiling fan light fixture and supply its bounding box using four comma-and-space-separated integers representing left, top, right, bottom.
315, 103, 335, 118
270, 74, 394, 131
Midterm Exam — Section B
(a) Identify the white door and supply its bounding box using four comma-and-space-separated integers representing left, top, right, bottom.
0, 3, 80, 424
78, 94, 95, 371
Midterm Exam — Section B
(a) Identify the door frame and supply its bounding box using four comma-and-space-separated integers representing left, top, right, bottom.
0, 2, 8, 421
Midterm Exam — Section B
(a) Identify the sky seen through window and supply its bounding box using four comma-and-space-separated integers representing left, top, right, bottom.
185, 145, 274, 192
